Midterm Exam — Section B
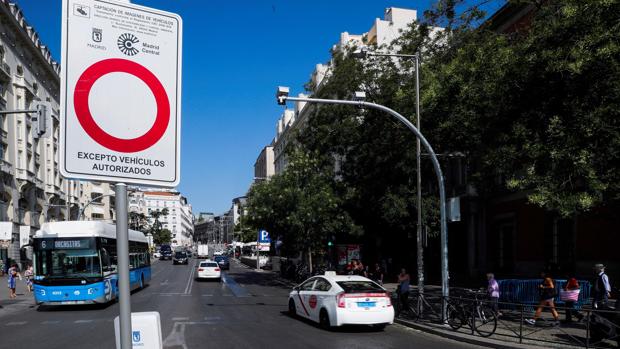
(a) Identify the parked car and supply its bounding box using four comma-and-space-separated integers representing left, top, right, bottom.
214, 255, 230, 270
196, 260, 221, 281
153, 250, 161, 259
288, 272, 393, 330
172, 251, 189, 265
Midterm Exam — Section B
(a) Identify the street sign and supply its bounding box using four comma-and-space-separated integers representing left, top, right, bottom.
60, 0, 182, 186
258, 229, 270, 243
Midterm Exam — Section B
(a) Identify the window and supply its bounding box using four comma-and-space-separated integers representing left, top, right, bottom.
336, 281, 383, 293
300, 279, 316, 291
314, 278, 332, 292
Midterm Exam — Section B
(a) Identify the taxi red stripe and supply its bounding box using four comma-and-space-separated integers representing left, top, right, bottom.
297, 294, 310, 317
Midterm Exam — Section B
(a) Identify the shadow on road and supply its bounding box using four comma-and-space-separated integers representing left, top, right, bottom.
279, 311, 388, 333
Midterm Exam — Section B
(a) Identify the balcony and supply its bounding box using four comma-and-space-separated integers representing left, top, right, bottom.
0, 62, 11, 83
45, 183, 55, 195
16, 168, 36, 183
34, 177, 44, 190
12, 75, 36, 99
0, 159, 12, 175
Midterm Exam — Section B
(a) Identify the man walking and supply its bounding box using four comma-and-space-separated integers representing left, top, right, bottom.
592, 264, 611, 309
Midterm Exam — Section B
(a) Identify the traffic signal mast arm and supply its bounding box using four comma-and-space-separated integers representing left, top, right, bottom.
0, 101, 51, 138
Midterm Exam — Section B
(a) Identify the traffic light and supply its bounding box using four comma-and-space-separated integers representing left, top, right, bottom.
33, 101, 51, 138
327, 234, 335, 247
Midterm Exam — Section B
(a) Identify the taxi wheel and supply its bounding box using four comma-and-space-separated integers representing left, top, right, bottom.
288, 299, 296, 317
319, 309, 331, 330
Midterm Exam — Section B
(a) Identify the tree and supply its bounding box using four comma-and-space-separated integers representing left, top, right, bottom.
245, 148, 361, 271
129, 212, 149, 232
149, 208, 170, 244
153, 228, 172, 245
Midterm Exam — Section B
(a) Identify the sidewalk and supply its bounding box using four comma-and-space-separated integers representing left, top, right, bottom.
386, 284, 618, 349
0, 274, 37, 316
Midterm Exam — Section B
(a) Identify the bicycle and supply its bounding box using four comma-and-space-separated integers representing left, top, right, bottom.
446, 289, 498, 337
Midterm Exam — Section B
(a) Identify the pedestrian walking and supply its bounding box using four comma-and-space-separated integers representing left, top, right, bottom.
486, 272, 501, 316
7, 264, 20, 299
24, 264, 34, 293
592, 264, 611, 309
526, 273, 560, 326
560, 277, 583, 323
372, 263, 384, 285
396, 268, 410, 316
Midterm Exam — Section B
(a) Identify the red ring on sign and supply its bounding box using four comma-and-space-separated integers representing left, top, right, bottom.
73, 58, 170, 153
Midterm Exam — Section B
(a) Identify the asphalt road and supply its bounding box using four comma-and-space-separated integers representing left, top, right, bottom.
0, 259, 483, 349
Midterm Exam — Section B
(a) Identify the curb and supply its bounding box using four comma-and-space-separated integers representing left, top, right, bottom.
395, 319, 535, 349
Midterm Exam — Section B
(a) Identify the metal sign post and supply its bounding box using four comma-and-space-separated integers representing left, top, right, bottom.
60, 1, 182, 348
115, 183, 131, 349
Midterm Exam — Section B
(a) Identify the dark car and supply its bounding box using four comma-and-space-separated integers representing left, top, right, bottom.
214, 255, 229, 270
160, 245, 172, 260
173, 251, 189, 265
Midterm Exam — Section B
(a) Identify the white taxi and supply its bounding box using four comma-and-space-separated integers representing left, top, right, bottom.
196, 260, 221, 281
288, 272, 393, 329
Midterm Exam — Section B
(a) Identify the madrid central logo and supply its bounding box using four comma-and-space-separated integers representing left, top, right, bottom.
117, 33, 139, 56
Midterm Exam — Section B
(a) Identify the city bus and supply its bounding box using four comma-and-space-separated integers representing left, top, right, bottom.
32, 221, 151, 305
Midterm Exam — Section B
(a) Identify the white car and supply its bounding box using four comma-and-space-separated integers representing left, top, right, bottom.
153, 251, 161, 259
196, 260, 221, 281
288, 272, 394, 329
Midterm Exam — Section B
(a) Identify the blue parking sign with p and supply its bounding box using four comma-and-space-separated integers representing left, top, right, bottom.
258, 229, 270, 243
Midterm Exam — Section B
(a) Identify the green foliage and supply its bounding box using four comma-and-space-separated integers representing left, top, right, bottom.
148, 208, 170, 244
288, 0, 620, 250
244, 148, 361, 256
153, 228, 171, 245
129, 212, 149, 233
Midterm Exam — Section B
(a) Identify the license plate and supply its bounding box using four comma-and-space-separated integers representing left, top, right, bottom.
357, 301, 376, 308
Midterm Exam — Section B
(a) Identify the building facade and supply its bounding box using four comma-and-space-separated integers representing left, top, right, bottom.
128, 189, 194, 248
253, 145, 274, 182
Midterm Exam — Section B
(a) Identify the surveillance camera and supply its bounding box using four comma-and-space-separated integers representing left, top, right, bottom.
352, 91, 366, 101
351, 46, 369, 59
276, 86, 289, 105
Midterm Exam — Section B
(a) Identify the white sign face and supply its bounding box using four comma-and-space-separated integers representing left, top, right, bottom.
19, 226, 30, 248
60, 0, 182, 186
0, 222, 12, 241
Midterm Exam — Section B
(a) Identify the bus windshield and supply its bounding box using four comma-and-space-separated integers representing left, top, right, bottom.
35, 248, 102, 279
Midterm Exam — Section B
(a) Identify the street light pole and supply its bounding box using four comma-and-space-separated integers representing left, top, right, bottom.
353, 48, 425, 308
277, 89, 449, 320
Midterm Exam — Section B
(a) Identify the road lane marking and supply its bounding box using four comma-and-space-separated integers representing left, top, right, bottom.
6, 321, 27, 326
162, 322, 187, 349
160, 279, 169, 286
74, 320, 94, 323
183, 265, 195, 295
172, 317, 189, 321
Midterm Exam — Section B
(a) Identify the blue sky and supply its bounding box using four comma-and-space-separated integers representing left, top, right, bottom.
18, 0, 503, 215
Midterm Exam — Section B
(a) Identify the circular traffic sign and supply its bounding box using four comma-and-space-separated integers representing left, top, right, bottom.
73, 58, 170, 153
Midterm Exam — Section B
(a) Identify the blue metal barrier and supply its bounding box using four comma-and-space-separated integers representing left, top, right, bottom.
498, 279, 591, 311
